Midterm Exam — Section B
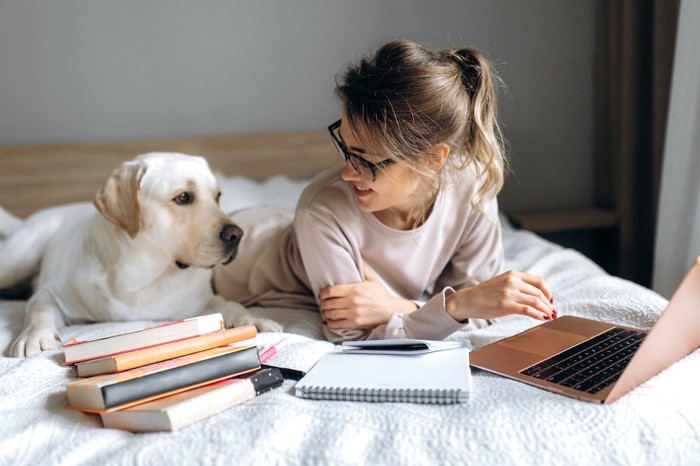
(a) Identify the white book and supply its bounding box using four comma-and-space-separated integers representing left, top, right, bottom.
295, 347, 471, 404
62, 313, 224, 365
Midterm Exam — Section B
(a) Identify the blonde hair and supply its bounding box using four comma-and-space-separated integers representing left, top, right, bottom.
335, 39, 506, 216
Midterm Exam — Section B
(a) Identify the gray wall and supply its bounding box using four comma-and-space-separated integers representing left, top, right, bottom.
0, 0, 596, 212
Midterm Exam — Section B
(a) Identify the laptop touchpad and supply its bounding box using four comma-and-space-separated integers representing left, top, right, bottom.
498, 327, 588, 357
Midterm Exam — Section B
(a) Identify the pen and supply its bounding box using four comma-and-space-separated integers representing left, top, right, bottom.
257, 339, 282, 358
256, 340, 277, 356
259, 338, 292, 363
258, 337, 289, 353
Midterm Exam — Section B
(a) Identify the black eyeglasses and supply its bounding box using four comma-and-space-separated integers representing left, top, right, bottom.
328, 120, 395, 182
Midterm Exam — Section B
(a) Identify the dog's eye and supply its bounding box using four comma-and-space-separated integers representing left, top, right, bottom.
216, 192, 222, 204
173, 192, 194, 205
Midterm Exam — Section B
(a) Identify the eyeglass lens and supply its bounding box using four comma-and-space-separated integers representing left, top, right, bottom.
331, 125, 375, 180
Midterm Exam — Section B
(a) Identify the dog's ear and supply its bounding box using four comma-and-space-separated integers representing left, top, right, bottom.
94, 160, 147, 238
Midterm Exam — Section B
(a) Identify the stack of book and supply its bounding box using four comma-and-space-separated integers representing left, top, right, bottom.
62, 313, 284, 432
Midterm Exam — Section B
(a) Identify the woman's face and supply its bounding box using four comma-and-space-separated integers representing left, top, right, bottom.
338, 115, 429, 229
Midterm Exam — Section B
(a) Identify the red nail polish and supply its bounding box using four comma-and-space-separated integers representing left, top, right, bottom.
550, 297, 554, 304
544, 315, 551, 320
552, 310, 558, 319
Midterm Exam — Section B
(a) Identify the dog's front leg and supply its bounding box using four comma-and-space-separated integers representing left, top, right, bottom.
206, 295, 283, 333
10, 300, 63, 357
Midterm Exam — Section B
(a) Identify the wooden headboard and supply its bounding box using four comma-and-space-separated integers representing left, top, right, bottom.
0, 131, 339, 218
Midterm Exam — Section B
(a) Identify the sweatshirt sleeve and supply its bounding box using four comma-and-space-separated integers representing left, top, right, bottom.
294, 205, 372, 344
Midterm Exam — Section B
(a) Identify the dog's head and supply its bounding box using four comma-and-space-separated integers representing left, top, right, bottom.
94, 152, 242, 269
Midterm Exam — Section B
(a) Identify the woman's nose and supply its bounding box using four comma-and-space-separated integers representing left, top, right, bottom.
340, 159, 360, 181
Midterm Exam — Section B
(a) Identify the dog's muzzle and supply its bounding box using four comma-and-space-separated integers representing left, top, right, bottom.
220, 223, 244, 265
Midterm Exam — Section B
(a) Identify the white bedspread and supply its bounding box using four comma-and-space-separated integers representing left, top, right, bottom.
1, 176, 698, 466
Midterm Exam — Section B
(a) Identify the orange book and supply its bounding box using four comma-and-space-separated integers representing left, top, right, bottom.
74, 325, 257, 377
63, 313, 225, 364
65, 345, 260, 413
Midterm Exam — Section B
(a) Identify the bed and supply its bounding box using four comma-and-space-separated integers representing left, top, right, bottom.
1, 133, 698, 466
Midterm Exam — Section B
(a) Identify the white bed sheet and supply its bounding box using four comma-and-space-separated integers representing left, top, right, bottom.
0, 176, 698, 466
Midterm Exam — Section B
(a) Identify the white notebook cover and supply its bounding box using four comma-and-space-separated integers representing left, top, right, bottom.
294, 347, 471, 404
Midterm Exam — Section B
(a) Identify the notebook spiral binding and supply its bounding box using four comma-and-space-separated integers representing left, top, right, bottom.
298, 386, 466, 404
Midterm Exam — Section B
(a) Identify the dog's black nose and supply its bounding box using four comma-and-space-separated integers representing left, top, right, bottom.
220, 224, 243, 246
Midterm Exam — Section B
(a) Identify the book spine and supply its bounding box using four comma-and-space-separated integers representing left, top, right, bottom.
101, 346, 260, 409
296, 387, 467, 404
113, 325, 257, 372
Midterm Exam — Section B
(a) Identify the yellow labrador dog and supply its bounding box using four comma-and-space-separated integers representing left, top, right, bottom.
0, 152, 282, 357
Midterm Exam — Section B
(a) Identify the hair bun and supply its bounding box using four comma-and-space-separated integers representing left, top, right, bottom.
444, 49, 483, 96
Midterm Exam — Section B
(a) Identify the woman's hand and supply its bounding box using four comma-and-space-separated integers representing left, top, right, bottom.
319, 261, 418, 330
446, 270, 555, 322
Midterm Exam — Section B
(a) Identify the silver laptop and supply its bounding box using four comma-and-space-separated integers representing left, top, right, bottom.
470, 258, 700, 403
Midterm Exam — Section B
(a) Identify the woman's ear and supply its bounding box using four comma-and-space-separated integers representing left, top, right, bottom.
431, 143, 450, 169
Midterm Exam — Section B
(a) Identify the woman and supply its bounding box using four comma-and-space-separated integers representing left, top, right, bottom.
214, 39, 555, 343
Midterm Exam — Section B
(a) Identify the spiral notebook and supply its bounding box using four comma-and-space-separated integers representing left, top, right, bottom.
294, 347, 471, 404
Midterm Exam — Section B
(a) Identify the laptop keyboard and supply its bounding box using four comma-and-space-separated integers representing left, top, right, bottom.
520, 327, 647, 394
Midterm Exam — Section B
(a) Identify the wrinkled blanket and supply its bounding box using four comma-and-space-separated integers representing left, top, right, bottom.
1, 176, 697, 466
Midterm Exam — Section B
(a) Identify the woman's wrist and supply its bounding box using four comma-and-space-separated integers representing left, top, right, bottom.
396, 298, 418, 312
445, 292, 469, 323
391, 297, 419, 314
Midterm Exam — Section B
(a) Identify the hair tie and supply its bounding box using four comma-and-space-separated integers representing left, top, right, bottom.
446, 50, 481, 96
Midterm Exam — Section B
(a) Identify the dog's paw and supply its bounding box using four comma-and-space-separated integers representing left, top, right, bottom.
218, 301, 284, 333
251, 317, 284, 333
9, 325, 60, 358
225, 313, 284, 333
